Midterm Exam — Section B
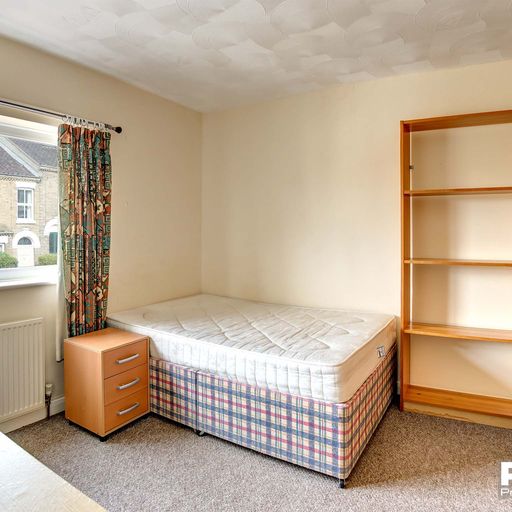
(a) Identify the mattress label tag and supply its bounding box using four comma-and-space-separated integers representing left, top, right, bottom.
377, 346, 386, 358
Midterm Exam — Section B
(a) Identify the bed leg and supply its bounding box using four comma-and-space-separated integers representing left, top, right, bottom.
194, 429, 206, 437
338, 479, 346, 489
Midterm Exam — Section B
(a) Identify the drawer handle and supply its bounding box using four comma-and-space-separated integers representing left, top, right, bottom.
117, 402, 140, 416
116, 377, 140, 391
115, 353, 140, 365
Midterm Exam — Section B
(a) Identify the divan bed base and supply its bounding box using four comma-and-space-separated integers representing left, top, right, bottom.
150, 345, 396, 485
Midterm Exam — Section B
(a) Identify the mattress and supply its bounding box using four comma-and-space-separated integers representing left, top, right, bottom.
107, 294, 396, 403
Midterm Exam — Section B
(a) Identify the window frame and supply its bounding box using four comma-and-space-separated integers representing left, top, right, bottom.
0, 115, 58, 286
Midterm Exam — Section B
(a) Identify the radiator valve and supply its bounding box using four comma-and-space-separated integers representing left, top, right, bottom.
45, 383, 53, 419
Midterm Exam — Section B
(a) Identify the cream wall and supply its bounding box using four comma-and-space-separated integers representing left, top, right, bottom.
202, 59, 512, 423
0, 36, 202, 401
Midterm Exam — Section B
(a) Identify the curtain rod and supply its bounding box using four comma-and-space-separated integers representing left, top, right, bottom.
0, 97, 123, 134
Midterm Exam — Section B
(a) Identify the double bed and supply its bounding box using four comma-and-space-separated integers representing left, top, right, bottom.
108, 294, 396, 487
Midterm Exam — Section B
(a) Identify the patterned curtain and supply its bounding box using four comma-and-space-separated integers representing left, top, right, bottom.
57, 124, 112, 345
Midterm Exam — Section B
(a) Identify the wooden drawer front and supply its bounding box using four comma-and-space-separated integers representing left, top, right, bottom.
104, 387, 148, 433
104, 364, 148, 405
103, 339, 147, 379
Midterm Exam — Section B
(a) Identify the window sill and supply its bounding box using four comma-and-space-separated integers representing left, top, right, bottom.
0, 277, 57, 290
0, 266, 58, 290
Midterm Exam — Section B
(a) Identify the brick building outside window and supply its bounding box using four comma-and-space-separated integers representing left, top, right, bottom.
0, 132, 58, 269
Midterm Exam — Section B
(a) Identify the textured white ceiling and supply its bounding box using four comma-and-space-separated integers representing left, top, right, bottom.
1, 0, 512, 112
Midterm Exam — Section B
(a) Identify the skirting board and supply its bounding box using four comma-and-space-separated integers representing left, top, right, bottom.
404, 401, 512, 430
0, 396, 65, 434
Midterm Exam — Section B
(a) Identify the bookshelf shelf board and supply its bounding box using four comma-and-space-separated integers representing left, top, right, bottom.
404, 186, 512, 197
404, 323, 512, 343
404, 258, 512, 268
404, 385, 512, 418
403, 110, 512, 132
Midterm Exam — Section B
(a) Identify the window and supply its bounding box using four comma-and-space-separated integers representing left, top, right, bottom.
17, 237, 32, 246
17, 188, 34, 221
0, 114, 58, 284
44, 218, 59, 256
49, 231, 58, 254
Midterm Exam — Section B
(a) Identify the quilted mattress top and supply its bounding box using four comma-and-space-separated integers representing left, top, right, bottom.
108, 294, 395, 367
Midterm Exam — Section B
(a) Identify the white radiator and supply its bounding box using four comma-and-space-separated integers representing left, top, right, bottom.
0, 318, 44, 422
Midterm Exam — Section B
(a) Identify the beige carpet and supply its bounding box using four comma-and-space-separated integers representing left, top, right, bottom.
8, 406, 512, 512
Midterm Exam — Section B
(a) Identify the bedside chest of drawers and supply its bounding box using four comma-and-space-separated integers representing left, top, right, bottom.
64, 327, 150, 440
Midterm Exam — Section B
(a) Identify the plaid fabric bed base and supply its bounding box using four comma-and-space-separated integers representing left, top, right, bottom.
150, 344, 396, 480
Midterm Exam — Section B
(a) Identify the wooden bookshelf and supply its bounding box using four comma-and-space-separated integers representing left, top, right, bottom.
400, 109, 512, 418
